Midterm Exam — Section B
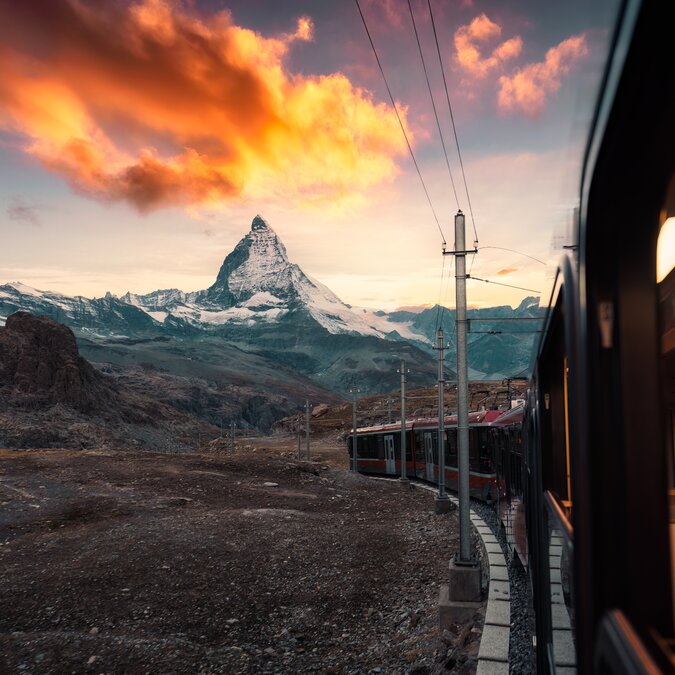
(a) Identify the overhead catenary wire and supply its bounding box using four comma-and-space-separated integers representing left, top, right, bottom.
428, 0, 478, 246
407, 0, 459, 211
468, 275, 541, 294
354, 0, 446, 245
478, 246, 548, 266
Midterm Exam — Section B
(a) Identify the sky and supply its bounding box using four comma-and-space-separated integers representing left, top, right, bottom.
0, 0, 622, 310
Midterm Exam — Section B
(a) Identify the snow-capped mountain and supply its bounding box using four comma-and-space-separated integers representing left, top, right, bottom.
112, 215, 385, 337
0, 215, 543, 387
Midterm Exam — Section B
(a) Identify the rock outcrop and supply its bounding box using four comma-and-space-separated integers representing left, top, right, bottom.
0, 312, 114, 411
0, 312, 219, 449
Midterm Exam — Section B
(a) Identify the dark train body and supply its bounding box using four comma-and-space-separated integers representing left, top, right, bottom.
350, 0, 674, 670
347, 409, 503, 500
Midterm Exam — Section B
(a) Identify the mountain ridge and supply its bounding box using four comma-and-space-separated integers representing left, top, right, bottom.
0, 215, 543, 389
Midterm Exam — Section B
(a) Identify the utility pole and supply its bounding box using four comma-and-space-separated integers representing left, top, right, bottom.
305, 399, 311, 462
435, 328, 450, 511
349, 386, 360, 472
397, 359, 409, 483
443, 209, 474, 562
296, 413, 301, 460
387, 397, 392, 424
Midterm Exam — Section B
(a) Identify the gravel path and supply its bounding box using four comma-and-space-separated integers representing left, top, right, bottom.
471, 499, 536, 673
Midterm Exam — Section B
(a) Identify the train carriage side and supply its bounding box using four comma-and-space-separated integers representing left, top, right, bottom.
413, 410, 502, 499
348, 421, 415, 476
491, 404, 527, 565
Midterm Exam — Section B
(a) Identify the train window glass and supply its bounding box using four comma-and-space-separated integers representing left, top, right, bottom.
657, 217, 675, 283
658, 213, 675, 627
448, 430, 458, 467
546, 506, 577, 669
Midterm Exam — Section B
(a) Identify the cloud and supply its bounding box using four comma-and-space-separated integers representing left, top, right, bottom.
497, 34, 588, 116
496, 267, 518, 276
454, 13, 522, 79
362, 0, 406, 29
6, 197, 42, 227
0, 0, 408, 212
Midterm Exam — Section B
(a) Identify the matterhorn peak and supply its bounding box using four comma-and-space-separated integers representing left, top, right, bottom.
251, 214, 270, 232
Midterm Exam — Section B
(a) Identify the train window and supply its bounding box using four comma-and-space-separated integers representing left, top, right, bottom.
658, 210, 675, 629
448, 429, 458, 467
657, 217, 674, 284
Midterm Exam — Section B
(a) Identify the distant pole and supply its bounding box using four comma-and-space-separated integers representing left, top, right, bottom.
455, 210, 471, 561
437, 328, 448, 500
350, 387, 360, 472
305, 399, 311, 461
296, 414, 301, 460
387, 397, 392, 424
230, 422, 235, 453
398, 359, 408, 482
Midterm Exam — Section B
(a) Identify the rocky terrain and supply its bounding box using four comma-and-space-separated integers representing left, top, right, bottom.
0, 313, 218, 450
0, 443, 488, 674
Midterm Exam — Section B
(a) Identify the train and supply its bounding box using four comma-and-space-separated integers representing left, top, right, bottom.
347, 408, 505, 500
349, 0, 675, 671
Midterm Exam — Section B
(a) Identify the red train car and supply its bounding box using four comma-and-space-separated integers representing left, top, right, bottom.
348, 409, 504, 499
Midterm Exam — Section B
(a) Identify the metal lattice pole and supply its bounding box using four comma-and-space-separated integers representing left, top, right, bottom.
398, 360, 408, 481
437, 328, 447, 499
296, 414, 301, 460
305, 399, 311, 462
350, 387, 359, 472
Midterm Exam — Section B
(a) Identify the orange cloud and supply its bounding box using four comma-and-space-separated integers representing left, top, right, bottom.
0, 0, 408, 212
454, 13, 522, 79
496, 267, 519, 276
497, 35, 588, 116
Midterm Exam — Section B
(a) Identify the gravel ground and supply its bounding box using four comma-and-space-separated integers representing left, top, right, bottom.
0, 445, 487, 674
471, 499, 536, 673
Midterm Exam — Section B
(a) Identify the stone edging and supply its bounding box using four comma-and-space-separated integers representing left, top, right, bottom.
462, 500, 510, 674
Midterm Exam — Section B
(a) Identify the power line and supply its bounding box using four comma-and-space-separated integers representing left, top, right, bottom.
407, 0, 459, 210
428, 0, 478, 246
478, 246, 548, 266
467, 275, 541, 294
354, 0, 446, 245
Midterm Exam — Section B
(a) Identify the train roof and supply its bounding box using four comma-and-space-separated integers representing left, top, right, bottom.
354, 409, 505, 434
412, 409, 504, 427
355, 420, 414, 434
493, 403, 526, 426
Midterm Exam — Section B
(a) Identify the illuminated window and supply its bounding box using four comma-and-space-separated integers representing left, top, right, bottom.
657, 216, 675, 283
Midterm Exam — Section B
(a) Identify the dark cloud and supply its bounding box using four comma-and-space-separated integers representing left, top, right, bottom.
7, 197, 42, 227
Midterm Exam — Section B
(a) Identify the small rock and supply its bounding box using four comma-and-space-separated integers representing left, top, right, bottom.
263, 482, 279, 487
89, 627, 99, 635
87, 655, 98, 666
226, 618, 239, 625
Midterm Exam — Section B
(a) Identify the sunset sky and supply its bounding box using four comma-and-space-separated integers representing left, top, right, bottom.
0, 0, 621, 310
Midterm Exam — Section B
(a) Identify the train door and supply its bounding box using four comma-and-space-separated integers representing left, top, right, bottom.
424, 432, 434, 481
384, 435, 395, 474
